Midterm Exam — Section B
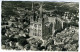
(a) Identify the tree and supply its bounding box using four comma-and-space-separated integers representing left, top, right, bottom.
2, 27, 6, 35
11, 23, 15, 27
2, 35, 9, 40
24, 44, 30, 50
2, 35, 9, 45
38, 46, 45, 50
25, 35, 30, 39
9, 37, 17, 42
18, 39, 28, 46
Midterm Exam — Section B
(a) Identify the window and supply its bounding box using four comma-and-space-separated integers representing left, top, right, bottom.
38, 34, 39, 36
33, 33, 35, 35
38, 30, 41, 35
33, 33, 36, 36
30, 23, 33, 25
39, 24, 41, 27
39, 30, 41, 32
34, 24, 37, 27
34, 29, 37, 36
35, 33, 37, 36
34, 29, 37, 32
39, 24, 41, 26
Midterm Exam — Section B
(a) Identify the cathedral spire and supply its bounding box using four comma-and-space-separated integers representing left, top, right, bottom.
39, 2, 43, 18
32, 2, 34, 11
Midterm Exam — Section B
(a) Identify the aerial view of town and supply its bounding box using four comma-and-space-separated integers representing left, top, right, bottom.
1, 1, 79, 51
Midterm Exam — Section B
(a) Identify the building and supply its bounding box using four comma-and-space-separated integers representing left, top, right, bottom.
29, 2, 66, 40
29, 2, 52, 40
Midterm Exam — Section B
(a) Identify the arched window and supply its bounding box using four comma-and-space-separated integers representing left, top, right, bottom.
30, 23, 33, 25
34, 29, 37, 36
38, 24, 41, 27
38, 30, 41, 36
34, 29, 37, 32
34, 24, 37, 27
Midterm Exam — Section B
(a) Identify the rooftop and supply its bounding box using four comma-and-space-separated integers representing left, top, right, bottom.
45, 22, 51, 27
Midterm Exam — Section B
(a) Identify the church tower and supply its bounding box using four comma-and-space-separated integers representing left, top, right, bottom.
29, 2, 53, 40
29, 2, 43, 37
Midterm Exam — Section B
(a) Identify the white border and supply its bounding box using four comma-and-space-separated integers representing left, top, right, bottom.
0, 0, 80, 52
1, 0, 80, 2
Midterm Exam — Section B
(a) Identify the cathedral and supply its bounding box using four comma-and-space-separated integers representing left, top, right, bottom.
29, 2, 64, 40
29, 2, 52, 40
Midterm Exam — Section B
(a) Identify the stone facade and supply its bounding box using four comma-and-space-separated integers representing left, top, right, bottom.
29, 2, 65, 40
29, 3, 52, 39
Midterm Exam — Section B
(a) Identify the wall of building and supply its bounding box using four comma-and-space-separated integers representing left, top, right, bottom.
42, 20, 53, 40
29, 18, 42, 37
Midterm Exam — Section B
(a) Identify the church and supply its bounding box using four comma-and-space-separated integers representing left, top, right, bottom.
29, 2, 53, 40
29, 2, 64, 40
